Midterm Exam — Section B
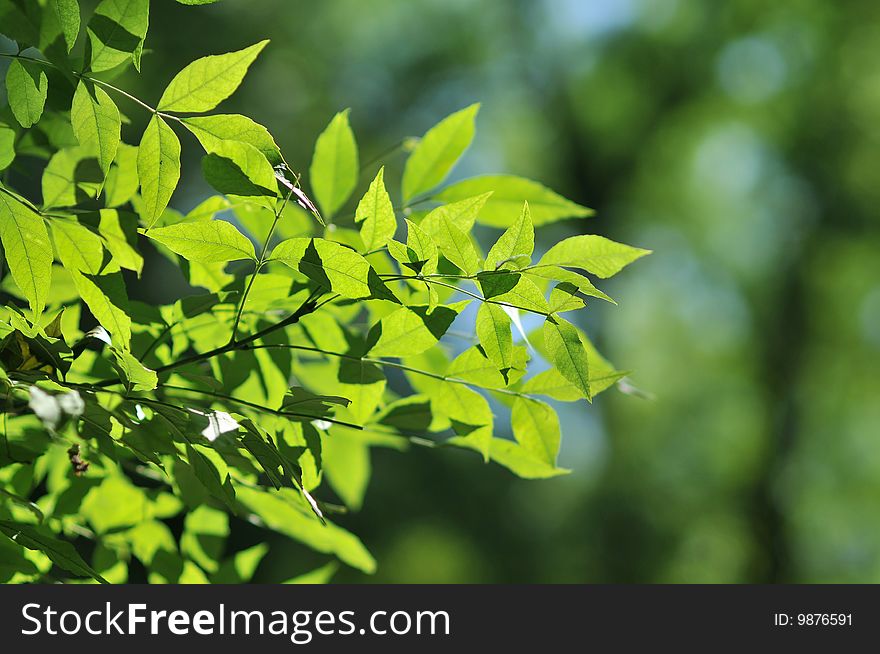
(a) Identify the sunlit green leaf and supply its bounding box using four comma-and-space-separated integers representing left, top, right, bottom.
538, 234, 651, 278
355, 166, 396, 252
476, 302, 514, 378
201, 139, 278, 199
543, 315, 590, 400
0, 120, 15, 171
236, 486, 375, 573
0, 189, 52, 317
270, 237, 381, 299
111, 347, 156, 389
86, 0, 149, 73
402, 103, 479, 203
0, 520, 108, 583
5, 60, 48, 129
138, 115, 181, 228
511, 397, 560, 466
182, 114, 281, 165
309, 109, 358, 219
433, 382, 492, 460
104, 143, 139, 208
436, 175, 593, 227
368, 304, 458, 357
71, 80, 120, 183
146, 219, 255, 263
158, 40, 269, 113
486, 201, 534, 270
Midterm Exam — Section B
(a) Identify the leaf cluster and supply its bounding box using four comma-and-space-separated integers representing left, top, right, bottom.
0, 0, 648, 583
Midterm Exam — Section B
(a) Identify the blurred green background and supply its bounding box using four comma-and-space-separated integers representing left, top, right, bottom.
128, 0, 879, 583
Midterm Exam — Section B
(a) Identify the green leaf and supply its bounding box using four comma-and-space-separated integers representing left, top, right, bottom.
51, 219, 105, 274
282, 387, 350, 418
41, 147, 102, 209
486, 201, 534, 270
236, 486, 375, 573
158, 40, 269, 112
0, 189, 52, 317
5, 60, 48, 129
323, 427, 370, 511
182, 114, 281, 165
104, 143, 139, 208
49, 0, 81, 52
436, 175, 593, 227
181, 505, 228, 574
201, 139, 278, 199
86, 0, 150, 73
511, 397, 560, 466
69, 271, 132, 345
431, 215, 481, 276
524, 265, 615, 304
520, 368, 582, 402
0, 120, 15, 171
270, 237, 379, 300
145, 219, 255, 262
478, 272, 550, 314
525, 323, 627, 398
475, 302, 514, 377
537, 234, 651, 278
367, 304, 458, 357
543, 315, 591, 400
0, 520, 108, 583
448, 437, 569, 479
548, 282, 585, 312
98, 209, 143, 274
355, 166, 396, 252
448, 346, 512, 389
138, 115, 181, 228
420, 192, 492, 235
402, 103, 479, 203
212, 543, 268, 584
433, 383, 492, 460
402, 218, 438, 275
185, 445, 237, 513
309, 109, 358, 219
70, 80, 120, 183
81, 475, 150, 533
283, 562, 338, 585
